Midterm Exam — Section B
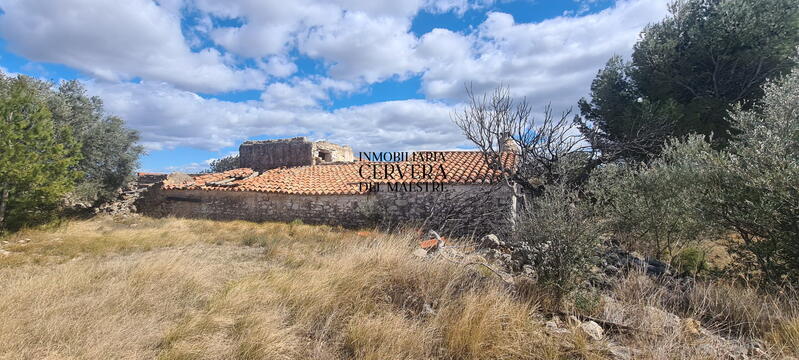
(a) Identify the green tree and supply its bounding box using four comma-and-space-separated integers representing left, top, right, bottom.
589, 155, 715, 258
577, 56, 678, 161
595, 66, 799, 283
579, 0, 799, 153
207, 154, 239, 173
48, 80, 144, 204
0, 76, 81, 231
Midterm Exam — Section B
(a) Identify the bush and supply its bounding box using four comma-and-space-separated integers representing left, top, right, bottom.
591, 64, 799, 284
671, 247, 707, 276
589, 158, 715, 258
513, 184, 601, 299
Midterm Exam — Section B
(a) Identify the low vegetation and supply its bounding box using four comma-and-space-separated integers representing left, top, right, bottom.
1, 216, 798, 359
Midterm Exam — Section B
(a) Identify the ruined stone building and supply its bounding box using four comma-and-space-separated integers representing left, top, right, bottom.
239, 137, 354, 171
137, 137, 516, 232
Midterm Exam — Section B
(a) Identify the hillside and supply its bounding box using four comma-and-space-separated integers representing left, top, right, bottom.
0, 216, 795, 359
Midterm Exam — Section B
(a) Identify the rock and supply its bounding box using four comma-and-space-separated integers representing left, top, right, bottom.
483, 248, 503, 261
521, 265, 535, 277
422, 303, 436, 316
544, 320, 570, 336
641, 306, 681, 335
479, 234, 503, 249
578, 320, 604, 341
645, 257, 671, 276
608, 344, 634, 360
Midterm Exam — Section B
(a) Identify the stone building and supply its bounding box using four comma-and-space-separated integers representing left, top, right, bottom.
239, 137, 354, 171
136, 137, 516, 232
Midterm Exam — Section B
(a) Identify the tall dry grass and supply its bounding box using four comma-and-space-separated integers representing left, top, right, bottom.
0, 216, 590, 359
1, 215, 796, 359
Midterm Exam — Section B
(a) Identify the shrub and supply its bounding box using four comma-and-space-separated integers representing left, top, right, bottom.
513, 183, 601, 299
671, 247, 707, 276
589, 159, 714, 258
591, 64, 799, 284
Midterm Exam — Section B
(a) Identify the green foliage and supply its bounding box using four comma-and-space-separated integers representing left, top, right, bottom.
48, 80, 144, 204
207, 154, 239, 173
570, 288, 602, 317
589, 146, 717, 258
594, 66, 799, 284
671, 247, 707, 275
579, 0, 799, 154
694, 65, 799, 283
577, 56, 679, 160
0, 76, 81, 231
514, 184, 602, 298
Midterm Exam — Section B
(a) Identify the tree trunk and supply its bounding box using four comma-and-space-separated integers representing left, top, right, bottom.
0, 185, 8, 230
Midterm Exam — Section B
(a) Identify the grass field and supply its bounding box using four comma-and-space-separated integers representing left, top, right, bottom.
0, 216, 796, 359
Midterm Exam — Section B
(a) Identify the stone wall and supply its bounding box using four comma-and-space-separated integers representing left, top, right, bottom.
136, 184, 513, 232
239, 137, 355, 171
312, 141, 354, 164
239, 137, 314, 171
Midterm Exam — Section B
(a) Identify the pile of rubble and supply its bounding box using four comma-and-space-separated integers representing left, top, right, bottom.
94, 173, 170, 216
93, 185, 145, 216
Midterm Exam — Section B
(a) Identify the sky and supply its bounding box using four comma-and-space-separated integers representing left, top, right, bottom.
0, 0, 670, 173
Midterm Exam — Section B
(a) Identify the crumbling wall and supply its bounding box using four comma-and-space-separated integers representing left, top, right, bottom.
239, 137, 314, 171
312, 141, 354, 164
239, 137, 355, 171
136, 184, 513, 231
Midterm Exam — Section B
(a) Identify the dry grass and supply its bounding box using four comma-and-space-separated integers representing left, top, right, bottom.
0, 216, 582, 359
608, 271, 799, 358
0, 215, 795, 359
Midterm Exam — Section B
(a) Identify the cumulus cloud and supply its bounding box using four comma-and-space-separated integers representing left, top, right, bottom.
300, 12, 423, 83
0, 0, 267, 93
419, 0, 669, 111
260, 77, 358, 110
0, 0, 671, 161
86, 81, 465, 153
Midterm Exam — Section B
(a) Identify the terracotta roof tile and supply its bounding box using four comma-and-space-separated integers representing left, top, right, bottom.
162, 151, 515, 195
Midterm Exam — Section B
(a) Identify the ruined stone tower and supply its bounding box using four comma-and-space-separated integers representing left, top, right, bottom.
239, 137, 354, 172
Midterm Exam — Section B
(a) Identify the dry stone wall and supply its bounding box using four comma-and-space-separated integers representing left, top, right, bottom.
136, 184, 513, 231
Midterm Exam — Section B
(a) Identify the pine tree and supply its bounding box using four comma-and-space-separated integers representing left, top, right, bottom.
0, 75, 81, 231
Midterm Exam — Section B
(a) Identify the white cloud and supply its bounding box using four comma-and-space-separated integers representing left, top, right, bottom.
86, 81, 466, 153
300, 12, 423, 83
260, 77, 358, 110
85, 81, 298, 150
0, 0, 671, 160
258, 56, 298, 78
419, 0, 669, 112
0, 0, 266, 93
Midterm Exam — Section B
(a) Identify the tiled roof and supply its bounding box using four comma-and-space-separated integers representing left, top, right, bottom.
162, 151, 515, 195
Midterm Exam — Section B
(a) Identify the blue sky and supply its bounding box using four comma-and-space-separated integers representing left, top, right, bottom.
0, 0, 668, 172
